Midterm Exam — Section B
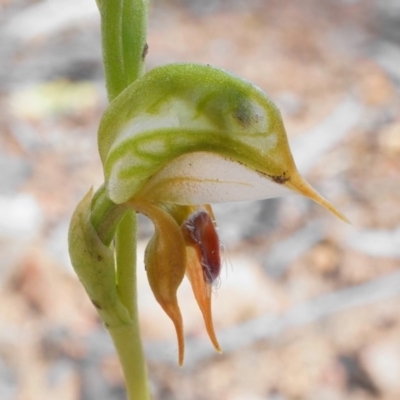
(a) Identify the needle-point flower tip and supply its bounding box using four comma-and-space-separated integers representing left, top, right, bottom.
199, 287, 221, 353
160, 299, 185, 366
286, 173, 350, 224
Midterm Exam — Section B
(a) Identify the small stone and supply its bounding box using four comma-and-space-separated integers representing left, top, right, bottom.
379, 122, 400, 156
361, 338, 400, 394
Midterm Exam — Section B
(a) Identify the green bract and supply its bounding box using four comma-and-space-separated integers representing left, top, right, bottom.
68, 189, 130, 327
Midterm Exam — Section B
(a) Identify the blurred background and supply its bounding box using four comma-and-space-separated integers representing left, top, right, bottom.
1, 0, 400, 399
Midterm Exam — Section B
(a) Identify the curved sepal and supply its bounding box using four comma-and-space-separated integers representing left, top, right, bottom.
132, 200, 187, 365
164, 204, 222, 352
185, 246, 221, 353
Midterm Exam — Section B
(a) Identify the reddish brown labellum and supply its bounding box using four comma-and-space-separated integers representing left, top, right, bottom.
182, 211, 221, 283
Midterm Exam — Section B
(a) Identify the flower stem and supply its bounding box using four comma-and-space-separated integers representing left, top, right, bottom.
121, 0, 148, 85
99, 0, 125, 101
115, 209, 137, 320
88, 188, 151, 399
108, 323, 151, 400
97, 0, 151, 398
112, 210, 151, 400
99, 0, 148, 101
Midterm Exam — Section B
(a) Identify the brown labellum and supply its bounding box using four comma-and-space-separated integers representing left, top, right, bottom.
181, 210, 221, 284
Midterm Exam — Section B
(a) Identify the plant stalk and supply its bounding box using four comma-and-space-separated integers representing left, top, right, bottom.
108, 323, 151, 400
98, 0, 151, 399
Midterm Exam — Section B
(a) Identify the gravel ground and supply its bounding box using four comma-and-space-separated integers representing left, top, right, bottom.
1, 0, 400, 399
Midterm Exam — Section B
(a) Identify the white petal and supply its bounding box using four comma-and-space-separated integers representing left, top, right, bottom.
141, 152, 294, 204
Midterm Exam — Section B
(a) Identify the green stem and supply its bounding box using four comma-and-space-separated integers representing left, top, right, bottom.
100, 0, 148, 101
122, 0, 148, 85
108, 324, 151, 400
113, 211, 151, 400
88, 188, 151, 399
115, 210, 137, 318
98, 1, 151, 398
99, 0, 125, 101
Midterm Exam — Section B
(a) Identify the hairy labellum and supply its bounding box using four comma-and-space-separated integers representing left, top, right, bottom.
182, 210, 221, 284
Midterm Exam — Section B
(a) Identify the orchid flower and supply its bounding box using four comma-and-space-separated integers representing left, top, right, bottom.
67, 2, 349, 398
70, 62, 347, 365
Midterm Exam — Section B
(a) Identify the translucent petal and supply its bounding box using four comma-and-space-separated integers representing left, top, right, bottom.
141, 152, 349, 223
141, 151, 294, 203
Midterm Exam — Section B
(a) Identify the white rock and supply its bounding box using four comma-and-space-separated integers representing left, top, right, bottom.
361, 339, 400, 394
